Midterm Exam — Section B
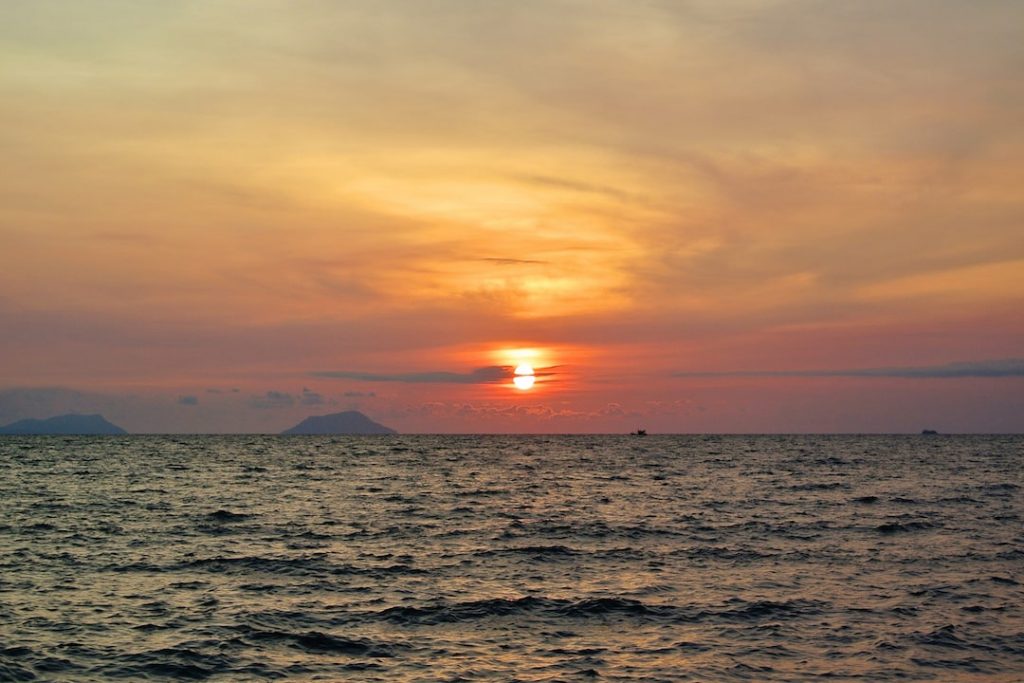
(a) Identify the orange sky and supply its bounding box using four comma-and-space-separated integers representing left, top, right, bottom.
1, 1, 1022, 432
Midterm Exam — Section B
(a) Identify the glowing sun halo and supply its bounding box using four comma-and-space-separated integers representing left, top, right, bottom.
513, 363, 535, 390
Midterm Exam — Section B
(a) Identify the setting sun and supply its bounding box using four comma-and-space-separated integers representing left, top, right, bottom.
513, 363, 535, 391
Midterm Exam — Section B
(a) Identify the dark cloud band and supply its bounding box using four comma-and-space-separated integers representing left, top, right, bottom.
312, 366, 513, 384
673, 359, 1024, 379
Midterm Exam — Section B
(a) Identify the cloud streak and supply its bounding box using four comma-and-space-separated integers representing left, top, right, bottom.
299, 387, 328, 406
314, 365, 562, 384
248, 391, 296, 409
313, 366, 514, 384
674, 359, 1024, 379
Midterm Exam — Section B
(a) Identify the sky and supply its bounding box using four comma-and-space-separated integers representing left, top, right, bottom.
1, 0, 1022, 433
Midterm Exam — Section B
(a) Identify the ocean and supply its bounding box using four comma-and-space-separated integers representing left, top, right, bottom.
0, 434, 1021, 681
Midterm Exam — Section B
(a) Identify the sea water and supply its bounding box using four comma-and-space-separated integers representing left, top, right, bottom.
0, 435, 1021, 681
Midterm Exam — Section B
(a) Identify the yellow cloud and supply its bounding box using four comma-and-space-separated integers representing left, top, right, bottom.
857, 259, 1024, 304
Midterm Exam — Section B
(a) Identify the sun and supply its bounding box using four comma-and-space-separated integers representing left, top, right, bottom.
513, 363, 535, 390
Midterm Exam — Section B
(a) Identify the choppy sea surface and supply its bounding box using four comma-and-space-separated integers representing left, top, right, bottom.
0, 435, 1021, 682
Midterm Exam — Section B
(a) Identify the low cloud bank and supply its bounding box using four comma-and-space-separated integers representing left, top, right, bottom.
674, 359, 1024, 379
312, 366, 513, 384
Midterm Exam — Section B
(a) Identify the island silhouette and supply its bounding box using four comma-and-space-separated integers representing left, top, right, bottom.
281, 410, 396, 435
0, 414, 127, 435
0, 410, 398, 435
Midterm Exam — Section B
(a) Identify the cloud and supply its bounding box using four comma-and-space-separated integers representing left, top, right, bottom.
300, 387, 327, 405
673, 359, 1024, 379
92, 231, 157, 245
478, 257, 549, 266
385, 400, 641, 423
0, 387, 107, 423
343, 391, 376, 398
248, 391, 295, 409
312, 366, 514, 384
516, 174, 648, 205
177, 395, 199, 406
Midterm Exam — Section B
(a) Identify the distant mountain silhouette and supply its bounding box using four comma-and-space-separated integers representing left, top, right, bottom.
281, 410, 397, 435
0, 414, 128, 435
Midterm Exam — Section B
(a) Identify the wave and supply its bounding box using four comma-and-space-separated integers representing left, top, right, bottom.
499, 520, 685, 540
709, 598, 827, 621
789, 482, 849, 491
980, 482, 1019, 491
0, 660, 36, 682
914, 625, 980, 651
371, 595, 827, 626
109, 555, 426, 577
851, 495, 880, 504
184, 556, 427, 577
874, 521, 937, 533
204, 509, 252, 522
474, 544, 579, 559
233, 625, 401, 657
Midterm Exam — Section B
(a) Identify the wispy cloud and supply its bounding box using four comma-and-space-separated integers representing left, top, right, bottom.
478, 257, 549, 266
314, 365, 562, 384
248, 390, 295, 409
312, 366, 514, 384
516, 174, 649, 205
299, 387, 330, 406
674, 359, 1024, 379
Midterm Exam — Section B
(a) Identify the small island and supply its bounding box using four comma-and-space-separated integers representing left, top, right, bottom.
0, 414, 128, 435
281, 410, 396, 435
921, 429, 939, 435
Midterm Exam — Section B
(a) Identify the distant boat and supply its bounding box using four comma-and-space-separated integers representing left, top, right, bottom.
632, 429, 647, 436
921, 429, 939, 435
